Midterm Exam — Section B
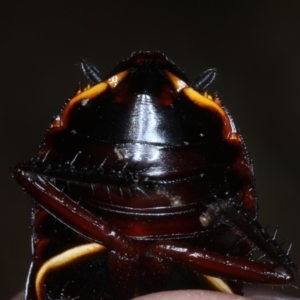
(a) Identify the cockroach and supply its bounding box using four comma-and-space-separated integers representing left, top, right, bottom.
13, 51, 296, 300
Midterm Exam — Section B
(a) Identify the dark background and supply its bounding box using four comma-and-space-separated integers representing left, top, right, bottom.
2, 1, 300, 299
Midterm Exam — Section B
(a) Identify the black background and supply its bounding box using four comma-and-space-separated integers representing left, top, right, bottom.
2, 1, 300, 299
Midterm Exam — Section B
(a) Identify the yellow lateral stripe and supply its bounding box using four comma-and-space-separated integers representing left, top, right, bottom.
202, 274, 234, 294
35, 243, 106, 300
61, 82, 108, 126
165, 70, 232, 139
183, 87, 226, 118
183, 88, 232, 139
71, 82, 108, 104
60, 70, 129, 128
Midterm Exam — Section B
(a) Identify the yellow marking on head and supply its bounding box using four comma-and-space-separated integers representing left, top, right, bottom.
202, 274, 234, 294
35, 243, 106, 300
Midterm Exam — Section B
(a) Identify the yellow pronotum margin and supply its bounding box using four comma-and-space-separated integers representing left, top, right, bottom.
35, 243, 106, 300
166, 71, 232, 139
57, 68, 233, 140
59, 70, 129, 128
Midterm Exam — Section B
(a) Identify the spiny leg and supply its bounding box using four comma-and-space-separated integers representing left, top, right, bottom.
220, 201, 296, 274
148, 241, 294, 286
13, 162, 135, 257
